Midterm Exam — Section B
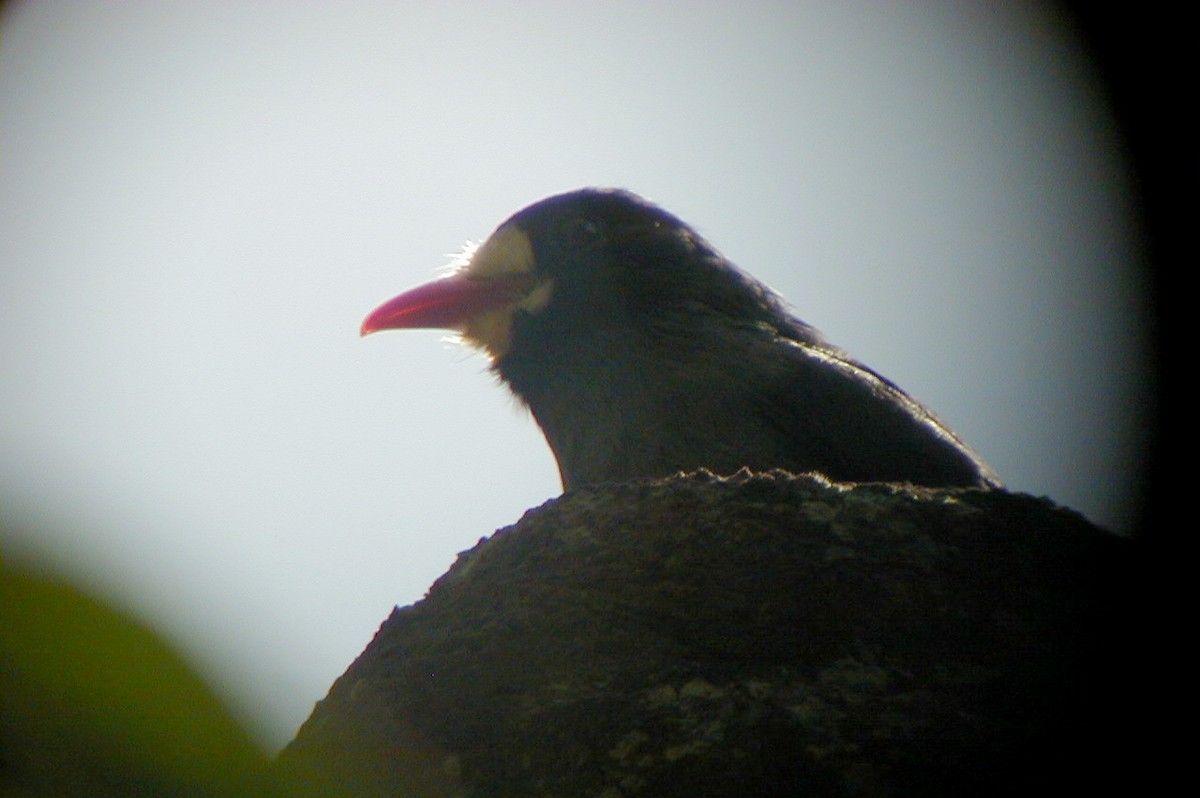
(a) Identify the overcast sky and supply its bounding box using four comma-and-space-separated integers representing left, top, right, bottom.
1, 2, 1152, 749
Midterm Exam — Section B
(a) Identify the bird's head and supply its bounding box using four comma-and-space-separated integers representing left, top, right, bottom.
361, 189, 802, 366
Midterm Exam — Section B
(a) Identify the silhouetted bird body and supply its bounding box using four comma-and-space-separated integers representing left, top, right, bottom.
363, 189, 1000, 490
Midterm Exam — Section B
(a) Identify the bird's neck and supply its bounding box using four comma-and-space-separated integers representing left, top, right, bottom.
496, 336, 673, 491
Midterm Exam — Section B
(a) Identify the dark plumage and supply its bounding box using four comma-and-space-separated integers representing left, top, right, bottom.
362, 188, 1000, 490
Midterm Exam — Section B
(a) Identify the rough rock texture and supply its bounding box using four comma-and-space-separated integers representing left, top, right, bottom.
277, 471, 1142, 798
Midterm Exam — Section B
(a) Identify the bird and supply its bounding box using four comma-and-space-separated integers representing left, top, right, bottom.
362, 188, 1000, 491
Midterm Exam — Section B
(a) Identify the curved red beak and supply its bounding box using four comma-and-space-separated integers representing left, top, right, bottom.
360, 272, 537, 336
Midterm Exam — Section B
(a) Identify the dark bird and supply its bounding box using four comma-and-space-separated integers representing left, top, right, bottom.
362, 189, 1000, 490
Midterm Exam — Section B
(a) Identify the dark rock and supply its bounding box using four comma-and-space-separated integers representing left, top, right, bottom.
277, 471, 1143, 797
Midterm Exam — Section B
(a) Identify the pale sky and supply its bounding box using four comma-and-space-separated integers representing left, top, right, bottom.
1, 2, 1151, 749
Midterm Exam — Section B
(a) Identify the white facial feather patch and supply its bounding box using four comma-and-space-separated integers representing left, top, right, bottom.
458, 223, 554, 360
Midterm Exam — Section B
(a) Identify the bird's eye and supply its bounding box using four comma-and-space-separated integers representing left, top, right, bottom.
564, 219, 601, 240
